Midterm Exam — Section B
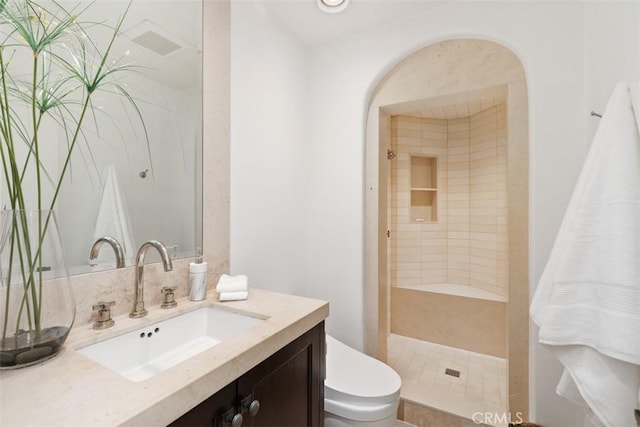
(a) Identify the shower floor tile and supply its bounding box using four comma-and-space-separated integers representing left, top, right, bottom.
388, 333, 508, 426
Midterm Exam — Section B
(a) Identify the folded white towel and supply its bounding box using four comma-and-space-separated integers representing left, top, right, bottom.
216, 274, 248, 293
218, 291, 248, 302
531, 81, 640, 427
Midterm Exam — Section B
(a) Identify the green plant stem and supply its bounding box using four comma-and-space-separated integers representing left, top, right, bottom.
30, 55, 44, 332
18, 112, 44, 186
0, 51, 36, 341
0, 48, 16, 343
47, 96, 92, 213
1, 226, 16, 342
0, 48, 25, 210
31, 56, 41, 212
0, 51, 40, 342
0, 48, 15, 203
6, 211, 36, 341
13, 216, 35, 338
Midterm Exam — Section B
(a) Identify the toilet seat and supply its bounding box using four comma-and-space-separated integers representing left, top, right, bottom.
324, 335, 401, 421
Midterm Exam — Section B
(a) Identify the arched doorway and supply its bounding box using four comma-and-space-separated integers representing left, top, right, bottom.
364, 39, 529, 420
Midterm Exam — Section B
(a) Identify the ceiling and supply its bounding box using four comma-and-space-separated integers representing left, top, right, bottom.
383, 85, 507, 120
261, 0, 450, 47
409, 93, 506, 119
260, 1, 506, 118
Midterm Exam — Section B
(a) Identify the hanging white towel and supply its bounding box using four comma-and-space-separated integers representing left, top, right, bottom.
92, 165, 136, 266
531, 82, 640, 427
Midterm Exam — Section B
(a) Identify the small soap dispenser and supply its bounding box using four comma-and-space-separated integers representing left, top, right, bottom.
188, 248, 208, 301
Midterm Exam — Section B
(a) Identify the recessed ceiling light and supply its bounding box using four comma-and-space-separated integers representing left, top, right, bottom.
317, 0, 350, 14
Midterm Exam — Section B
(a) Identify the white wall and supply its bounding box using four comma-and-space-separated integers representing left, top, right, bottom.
230, 2, 309, 296
230, 1, 640, 425
584, 1, 640, 141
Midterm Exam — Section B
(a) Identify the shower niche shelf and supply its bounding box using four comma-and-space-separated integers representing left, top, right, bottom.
410, 155, 437, 222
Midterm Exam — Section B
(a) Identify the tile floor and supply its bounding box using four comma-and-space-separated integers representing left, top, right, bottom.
388, 333, 508, 425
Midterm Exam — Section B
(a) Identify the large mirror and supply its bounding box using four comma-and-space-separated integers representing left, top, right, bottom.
1, 0, 203, 274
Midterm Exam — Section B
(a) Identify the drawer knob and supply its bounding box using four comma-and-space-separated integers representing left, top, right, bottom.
241, 395, 260, 417
222, 408, 243, 427
230, 413, 243, 427
247, 400, 260, 417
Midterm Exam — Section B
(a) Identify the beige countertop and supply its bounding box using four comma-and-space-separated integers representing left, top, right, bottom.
0, 288, 329, 427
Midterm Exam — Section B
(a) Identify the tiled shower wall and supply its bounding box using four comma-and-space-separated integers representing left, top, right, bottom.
468, 106, 507, 296
390, 117, 449, 287
390, 106, 507, 297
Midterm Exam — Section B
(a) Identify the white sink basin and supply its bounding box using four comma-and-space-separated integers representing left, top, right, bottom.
78, 307, 264, 382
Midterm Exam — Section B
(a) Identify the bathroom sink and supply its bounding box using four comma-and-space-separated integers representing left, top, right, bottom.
77, 307, 264, 382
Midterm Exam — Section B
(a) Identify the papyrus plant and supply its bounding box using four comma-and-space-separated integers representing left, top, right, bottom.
0, 0, 145, 342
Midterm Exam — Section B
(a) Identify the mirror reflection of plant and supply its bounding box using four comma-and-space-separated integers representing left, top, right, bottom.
0, 0, 146, 341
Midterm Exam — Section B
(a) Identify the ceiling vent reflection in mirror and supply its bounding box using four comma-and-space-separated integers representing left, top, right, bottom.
128, 20, 187, 56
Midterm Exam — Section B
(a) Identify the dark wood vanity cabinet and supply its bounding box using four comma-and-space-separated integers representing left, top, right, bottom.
170, 381, 237, 427
169, 322, 325, 427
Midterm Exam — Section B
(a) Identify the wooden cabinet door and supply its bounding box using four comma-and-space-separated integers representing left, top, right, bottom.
237, 324, 325, 427
168, 322, 325, 427
169, 381, 237, 427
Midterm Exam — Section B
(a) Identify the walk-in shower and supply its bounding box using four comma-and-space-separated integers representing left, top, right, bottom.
386, 103, 509, 418
364, 39, 529, 424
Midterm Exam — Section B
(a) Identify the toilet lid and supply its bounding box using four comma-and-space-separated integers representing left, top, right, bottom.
325, 335, 401, 406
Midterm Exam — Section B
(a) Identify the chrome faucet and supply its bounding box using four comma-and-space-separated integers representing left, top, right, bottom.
130, 240, 173, 318
89, 236, 126, 268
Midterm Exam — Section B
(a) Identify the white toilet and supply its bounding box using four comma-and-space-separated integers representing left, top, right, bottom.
324, 335, 402, 427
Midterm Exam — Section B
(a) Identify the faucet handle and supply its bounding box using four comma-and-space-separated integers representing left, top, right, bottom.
92, 300, 116, 311
92, 301, 116, 330
161, 286, 178, 309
